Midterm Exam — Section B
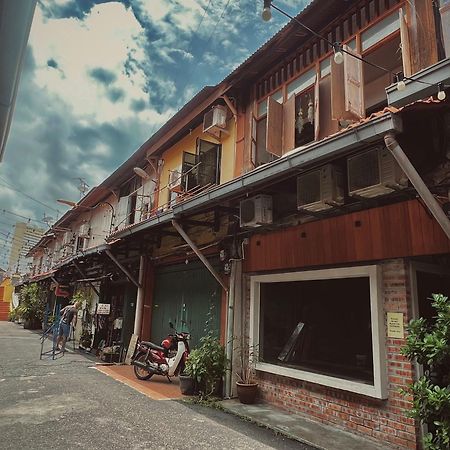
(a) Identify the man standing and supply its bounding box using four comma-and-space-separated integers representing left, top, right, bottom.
56, 301, 82, 352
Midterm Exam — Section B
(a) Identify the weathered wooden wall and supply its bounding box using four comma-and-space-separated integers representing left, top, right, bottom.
243, 199, 450, 273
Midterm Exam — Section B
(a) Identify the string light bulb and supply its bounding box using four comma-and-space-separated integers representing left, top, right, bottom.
262, 0, 272, 21
437, 83, 446, 101
397, 79, 406, 91
333, 43, 344, 65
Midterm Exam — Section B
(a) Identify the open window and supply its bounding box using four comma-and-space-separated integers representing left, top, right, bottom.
197, 138, 221, 186
364, 36, 402, 114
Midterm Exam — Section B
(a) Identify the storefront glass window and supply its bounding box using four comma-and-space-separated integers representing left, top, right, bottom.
259, 277, 374, 384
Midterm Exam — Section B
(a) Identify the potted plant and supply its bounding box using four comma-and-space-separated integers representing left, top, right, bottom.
234, 337, 259, 404
184, 332, 227, 398
401, 293, 450, 450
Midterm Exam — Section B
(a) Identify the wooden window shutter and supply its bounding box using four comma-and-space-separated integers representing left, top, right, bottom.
282, 95, 296, 154
331, 53, 345, 121
266, 96, 283, 157
251, 115, 257, 167
399, 8, 412, 78
343, 45, 365, 120
314, 74, 320, 141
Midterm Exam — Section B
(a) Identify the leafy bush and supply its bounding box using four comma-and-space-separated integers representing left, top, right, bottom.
401, 293, 450, 450
8, 307, 18, 322
17, 283, 46, 322
185, 332, 227, 397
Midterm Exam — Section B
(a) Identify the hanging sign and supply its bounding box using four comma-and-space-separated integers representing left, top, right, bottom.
97, 303, 111, 315
387, 312, 404, 338
55, 284, 70, 298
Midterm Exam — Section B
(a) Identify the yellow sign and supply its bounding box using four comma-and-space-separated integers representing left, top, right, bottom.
387, 312, 404, 338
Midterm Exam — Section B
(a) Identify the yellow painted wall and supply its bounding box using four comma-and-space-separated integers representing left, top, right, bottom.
0, 278, 14, 303
158, 119, 236, 208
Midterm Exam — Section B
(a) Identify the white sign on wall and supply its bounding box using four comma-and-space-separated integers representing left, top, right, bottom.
97, 303, 111, 315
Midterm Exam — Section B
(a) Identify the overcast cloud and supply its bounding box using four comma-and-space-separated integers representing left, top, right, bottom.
0, 0, 305, 267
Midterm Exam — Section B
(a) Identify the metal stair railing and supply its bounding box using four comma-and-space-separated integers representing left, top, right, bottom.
40, 321, 76, 360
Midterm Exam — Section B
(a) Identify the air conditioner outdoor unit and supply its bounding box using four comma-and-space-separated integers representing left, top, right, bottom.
168, 169, 183, 193
240, 195, 273, 228
348, 146, 408, 198
203, 105, 228, 138
78, 223, 90, 238
297, 164, 345, 212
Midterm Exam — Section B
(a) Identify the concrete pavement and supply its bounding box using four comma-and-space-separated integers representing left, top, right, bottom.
0, 321, 312, 450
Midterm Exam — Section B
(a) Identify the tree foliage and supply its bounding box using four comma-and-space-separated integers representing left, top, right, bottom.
401, 294, 450, 450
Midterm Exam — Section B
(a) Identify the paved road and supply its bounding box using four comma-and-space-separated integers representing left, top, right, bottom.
0, 321, 311, 450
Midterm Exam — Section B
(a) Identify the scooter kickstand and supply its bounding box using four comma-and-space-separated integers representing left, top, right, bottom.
167, 376, 172, 383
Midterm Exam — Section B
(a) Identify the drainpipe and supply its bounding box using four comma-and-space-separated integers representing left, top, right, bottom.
171, 219, 233, 397
133, 255, 145, 336
384, 133, 450, 240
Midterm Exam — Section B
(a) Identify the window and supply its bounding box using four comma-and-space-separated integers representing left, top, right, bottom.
179, 139, 221, 192
250, 266, 387, 398
127, 193, 137, 225
295, 87, 315, 147
363, 35, 402, 113
75, 236, 86, 252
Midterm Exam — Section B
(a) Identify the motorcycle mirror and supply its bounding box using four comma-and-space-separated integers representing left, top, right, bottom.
169, 321, 174, 329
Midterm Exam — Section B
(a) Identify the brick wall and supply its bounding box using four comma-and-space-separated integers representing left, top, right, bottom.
244, 259, 420, 449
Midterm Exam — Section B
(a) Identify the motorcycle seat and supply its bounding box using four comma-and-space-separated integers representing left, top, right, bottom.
141, 341, 165, 352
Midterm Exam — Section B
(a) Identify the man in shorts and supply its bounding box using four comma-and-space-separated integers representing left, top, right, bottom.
56, 301, 82, 352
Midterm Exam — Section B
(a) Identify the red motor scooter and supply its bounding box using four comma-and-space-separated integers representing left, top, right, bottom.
131, 322, 190, 381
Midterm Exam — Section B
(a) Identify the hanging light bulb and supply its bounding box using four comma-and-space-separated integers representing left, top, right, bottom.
437, 83, 446, 101
396, 74, 406, 91
262, 0, 272, 21
333, 43, 344, 65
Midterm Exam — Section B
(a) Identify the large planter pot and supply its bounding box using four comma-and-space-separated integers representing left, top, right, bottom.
236, 382, 258, 404
179, 374, 196, 395
23, 318, 41, 330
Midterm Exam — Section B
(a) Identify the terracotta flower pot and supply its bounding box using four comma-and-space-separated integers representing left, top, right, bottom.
236, 382, 258, 404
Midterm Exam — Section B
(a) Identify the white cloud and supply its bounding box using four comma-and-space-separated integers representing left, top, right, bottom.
29, 2, 163, 124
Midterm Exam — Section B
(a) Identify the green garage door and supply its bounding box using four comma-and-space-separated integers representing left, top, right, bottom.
151, 261, 222, 348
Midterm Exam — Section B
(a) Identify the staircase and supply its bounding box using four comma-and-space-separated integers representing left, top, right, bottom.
0, 301, 11, 321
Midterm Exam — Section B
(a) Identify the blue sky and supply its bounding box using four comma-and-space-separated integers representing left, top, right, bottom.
0, 0, 306, 266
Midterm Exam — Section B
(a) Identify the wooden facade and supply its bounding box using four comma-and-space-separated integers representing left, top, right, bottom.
244, 199, 450, 273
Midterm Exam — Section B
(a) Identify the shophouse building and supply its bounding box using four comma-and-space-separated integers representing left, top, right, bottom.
26, 0, 450, 447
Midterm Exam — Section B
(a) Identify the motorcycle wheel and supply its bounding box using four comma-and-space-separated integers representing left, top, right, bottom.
133, 352, 154, 380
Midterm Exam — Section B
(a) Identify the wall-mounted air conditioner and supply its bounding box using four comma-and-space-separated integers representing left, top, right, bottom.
240, 195, 273, 228
203, 105, 228, 139
297, 164, 344, 212
348, 146, 408, 198
78, 223, 90, 238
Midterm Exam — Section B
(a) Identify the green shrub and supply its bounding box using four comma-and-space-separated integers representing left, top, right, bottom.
185, 332, 227, 398
17, 283, 46, 322
401, 293, 450, 450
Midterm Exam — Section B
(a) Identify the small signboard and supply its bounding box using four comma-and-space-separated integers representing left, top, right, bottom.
97, 303, 111, 315
125, 333, 139, 365
387, 312, 404, 338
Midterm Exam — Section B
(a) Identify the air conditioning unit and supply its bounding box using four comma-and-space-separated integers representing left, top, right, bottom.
203, 105, 228, 138
168, 169, 183, 193
240, 195, 273, 228
297, 164, 344, 212
78, 223, 90, 238
348, 146, 408, 198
